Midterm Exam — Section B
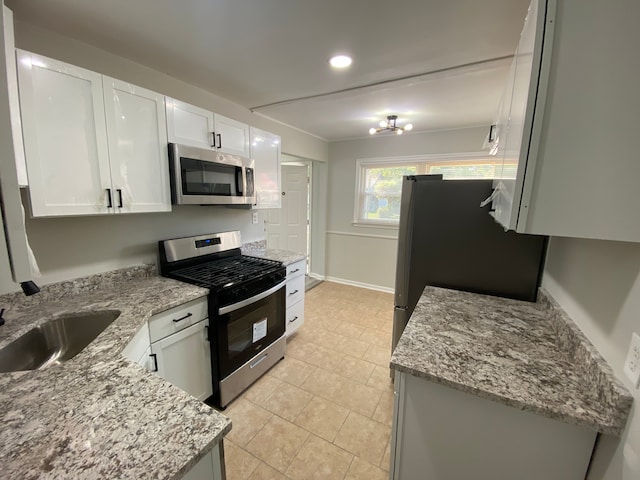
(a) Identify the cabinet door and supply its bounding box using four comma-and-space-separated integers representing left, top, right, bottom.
166, 97, 215, 149
103, 77, 171, 213
491, 0, 547, 229
150, 319, 213, 401
214, 113, 250, 157
3, 7, 27, 187
17, 50, 112, 217
250, 127, 281, 209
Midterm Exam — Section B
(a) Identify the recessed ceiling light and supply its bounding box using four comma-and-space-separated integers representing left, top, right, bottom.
329, 55, 352, 69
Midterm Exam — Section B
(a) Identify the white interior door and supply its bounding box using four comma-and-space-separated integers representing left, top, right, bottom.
266, 164, 308, 255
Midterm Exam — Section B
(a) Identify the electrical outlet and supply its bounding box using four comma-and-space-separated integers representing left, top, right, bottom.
252, 212, 259, 225
623, 332, 640, 388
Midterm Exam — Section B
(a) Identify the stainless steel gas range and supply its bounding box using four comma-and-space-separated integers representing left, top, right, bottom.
159, 231, 286, 408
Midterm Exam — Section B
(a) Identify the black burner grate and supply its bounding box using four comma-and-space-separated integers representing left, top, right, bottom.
171, 255, 282, 290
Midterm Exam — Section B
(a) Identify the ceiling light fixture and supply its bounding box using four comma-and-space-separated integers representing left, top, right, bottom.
329, 55, 352, 69
369, 115, 413, 136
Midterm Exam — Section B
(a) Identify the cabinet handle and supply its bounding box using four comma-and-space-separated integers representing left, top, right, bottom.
488, 124, 496, 143
211, 132, 216, 148
289, 316, 298, 323
106, 188, 113, 208
117, 189, 123, 208
149, 353, 158, 372
289, 289, 299, 296
290, 268, 300, 274
205, 325, 209, 341
172, 312, 193, 323
216, 133, 222, 149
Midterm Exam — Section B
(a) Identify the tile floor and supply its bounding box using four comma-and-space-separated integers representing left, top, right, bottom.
220, 281, 395, 480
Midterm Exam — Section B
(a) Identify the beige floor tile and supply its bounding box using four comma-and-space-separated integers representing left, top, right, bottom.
245, 415, 310, 472
359, 327, 392, 349
243, 373, 284, 404
380, 437, 392, 472
332, 379, 382, 417
285, 336, 318, 361
334, 356, 375, 384
224, 399, 273, 447
344, 457, 388, 480
294, 396, 349, 442
372, 389, 394, 427
304, 344, 345, 371
366, 365, 394, 391
334, 335, 370, 359
334, 322, 367, 339
224, 440, 260, 480
285, 434, 354, 480
299, 368, 345, 400
270, 356, 315, 387
363, 344, 392, 368
247, 461, 289, 480
262, 382, 313, 422
334, 412, 390, 466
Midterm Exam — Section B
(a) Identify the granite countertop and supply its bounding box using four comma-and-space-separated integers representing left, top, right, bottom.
0, 266, 231, 480
390, 286, 633, 437
242, 241, 307, 266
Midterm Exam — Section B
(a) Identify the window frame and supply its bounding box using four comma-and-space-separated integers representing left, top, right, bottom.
353, 153, 507, 227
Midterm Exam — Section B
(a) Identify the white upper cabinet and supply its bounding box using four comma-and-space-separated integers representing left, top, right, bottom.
250, 127, 281, 209
17, 50, 171, 217
166, 97, 250, 157
17, 50, 113, 216
491, 0, 640, 242
165, 98, 215, 149
103, 77, 171, 213
214, 113, 250, 157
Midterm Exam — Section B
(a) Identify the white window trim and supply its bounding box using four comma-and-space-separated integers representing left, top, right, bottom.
353, 152, 493, 226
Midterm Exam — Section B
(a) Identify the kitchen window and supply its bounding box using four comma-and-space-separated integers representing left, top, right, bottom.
354, 154, 516, 226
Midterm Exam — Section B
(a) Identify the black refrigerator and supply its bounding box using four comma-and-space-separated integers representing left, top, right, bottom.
391, 176, 548, 353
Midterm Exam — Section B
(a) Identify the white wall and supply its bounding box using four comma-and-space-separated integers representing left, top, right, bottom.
326, 126, 489, 290
543, 237, 640, 480
0, 20, 328, 294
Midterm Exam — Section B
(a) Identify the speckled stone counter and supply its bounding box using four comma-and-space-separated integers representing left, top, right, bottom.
0, 266, 231, 480
390, 286, 632, 437
242, 241, 306, 266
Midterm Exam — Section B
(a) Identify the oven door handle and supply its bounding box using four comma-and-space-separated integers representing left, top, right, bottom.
218, 280, 286, 315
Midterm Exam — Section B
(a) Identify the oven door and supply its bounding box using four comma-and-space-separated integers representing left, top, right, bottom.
216, 281, 286, 379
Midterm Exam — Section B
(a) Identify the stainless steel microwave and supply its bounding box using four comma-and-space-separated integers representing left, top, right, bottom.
168, 143, 255, 205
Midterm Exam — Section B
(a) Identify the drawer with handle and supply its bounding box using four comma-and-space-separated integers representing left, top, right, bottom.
286, 275, 304, 307
286, 259, 306, 280
149, 296, 208, 343
286, 298, 304, 336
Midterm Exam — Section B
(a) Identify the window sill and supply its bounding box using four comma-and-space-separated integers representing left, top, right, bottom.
351, 221, 399, 230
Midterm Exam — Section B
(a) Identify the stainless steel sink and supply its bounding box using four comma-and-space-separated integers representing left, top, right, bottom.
0, 311, 120, 373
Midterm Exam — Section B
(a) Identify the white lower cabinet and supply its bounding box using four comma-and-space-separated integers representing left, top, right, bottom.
150, 318, 212, 402
285, 259, 305, 336
390, 371, 597, 480
182, 444, 224, 480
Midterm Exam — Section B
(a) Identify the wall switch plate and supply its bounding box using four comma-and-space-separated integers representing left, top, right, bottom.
623, 332, 640, 388
252, 212, 259, 225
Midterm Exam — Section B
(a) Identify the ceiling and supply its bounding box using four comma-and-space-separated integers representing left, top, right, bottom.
5, 0, 530, 141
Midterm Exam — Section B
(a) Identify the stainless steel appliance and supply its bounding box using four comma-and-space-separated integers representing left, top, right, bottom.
392, 176, 548, 354
168, 143, 255, 205
159, 231, 286, 408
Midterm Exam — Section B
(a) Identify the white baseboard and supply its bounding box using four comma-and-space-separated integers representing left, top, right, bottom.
324, 275, 395, 294
308, 272, 325, 281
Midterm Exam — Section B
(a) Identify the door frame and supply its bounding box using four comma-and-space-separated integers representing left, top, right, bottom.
280, 156, 312, 275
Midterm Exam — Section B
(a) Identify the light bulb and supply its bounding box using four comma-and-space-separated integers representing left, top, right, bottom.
369, 128, 377, 135
396, 129, 403, 135
379, 120, 388, 128
329, 55, 352, 68
404, 123, 413, 131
